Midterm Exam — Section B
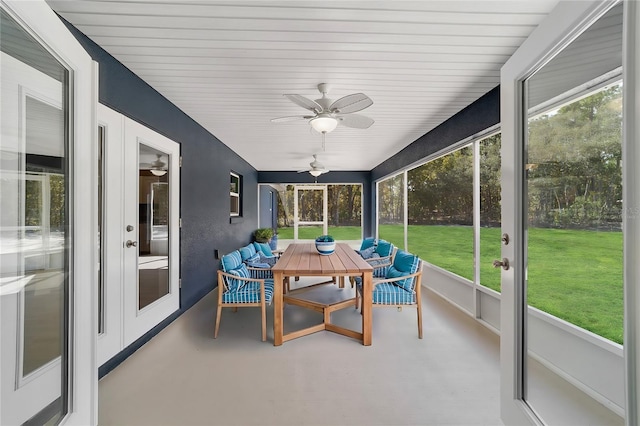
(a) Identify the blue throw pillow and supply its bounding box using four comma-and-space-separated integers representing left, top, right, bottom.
393, 250, 420, 273
253, 242, 273, 257
221, 251, 242, 272
386, 265, 412, 291
376, 240, 393, 257
359, 246, 376, 259
360, 237, 376, 251
227, 264, 250, 291
244, 252, 261, 264
259, 253, 277, 266
239, 244, 256, 261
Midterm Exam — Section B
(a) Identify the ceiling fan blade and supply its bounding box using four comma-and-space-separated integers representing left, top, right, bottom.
337, 113, 374, 129
284, 94, 322, 112
271, 115, 310, 123
329, 93, 373, 114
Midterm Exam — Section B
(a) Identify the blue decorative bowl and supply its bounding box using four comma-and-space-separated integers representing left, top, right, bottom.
315, 241, 336, 255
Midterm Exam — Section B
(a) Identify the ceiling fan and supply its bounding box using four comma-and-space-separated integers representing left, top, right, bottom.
140, 154, 167, 176
297, 154, 329, 180
271, 83, 374, 133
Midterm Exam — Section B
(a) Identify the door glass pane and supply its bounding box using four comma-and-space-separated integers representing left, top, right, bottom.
377, 174, 404, 248
296, 187, 324, 238
138, 144, 169, 310
524, 4, 624, 423
327, 184, 362, 240
1, 8, 69, 425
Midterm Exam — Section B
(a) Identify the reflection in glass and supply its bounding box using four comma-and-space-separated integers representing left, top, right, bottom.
138, 144, 170, 310
1, 9, 68, 424
524, 3, 623, 423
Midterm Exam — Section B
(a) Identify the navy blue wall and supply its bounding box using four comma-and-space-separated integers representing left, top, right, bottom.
371, 86, 500, 181
258, 171, 372, 237
61, 19, 260, 374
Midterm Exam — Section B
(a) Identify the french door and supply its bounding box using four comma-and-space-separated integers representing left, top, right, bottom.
501, 1, 639, 425
293, 185, 327, 240
97, 105, 180, 364
0, 1, 96, 424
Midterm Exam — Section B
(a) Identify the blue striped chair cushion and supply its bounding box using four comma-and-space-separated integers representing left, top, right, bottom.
356, 282, 416, 305
372, 283, 415, 304
222, 279, 274, 304
221, 251, 242, 272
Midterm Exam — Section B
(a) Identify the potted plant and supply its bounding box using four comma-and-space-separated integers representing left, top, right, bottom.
315, 234, 335, 255
254, 228, 274, 244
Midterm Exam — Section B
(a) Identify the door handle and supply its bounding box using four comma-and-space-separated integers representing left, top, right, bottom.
125, 240, 137, 248
492, 258, 510, 270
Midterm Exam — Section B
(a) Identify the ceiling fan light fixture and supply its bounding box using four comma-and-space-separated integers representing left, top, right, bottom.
150, 169, 167, 177
308, 169, 323, 177
310, 115, 338, 133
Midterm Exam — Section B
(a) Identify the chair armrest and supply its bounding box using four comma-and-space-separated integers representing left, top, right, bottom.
372, 270, 422, 289
217, 270, 267, 291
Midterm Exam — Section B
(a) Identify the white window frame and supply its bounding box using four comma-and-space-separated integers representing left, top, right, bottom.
230, 172, 241, 217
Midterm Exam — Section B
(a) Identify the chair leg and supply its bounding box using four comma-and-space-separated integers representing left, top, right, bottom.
354, 286, 359, 310
417, 300, 423, 339
214, 305, 223, 338
261, 302, 267, 342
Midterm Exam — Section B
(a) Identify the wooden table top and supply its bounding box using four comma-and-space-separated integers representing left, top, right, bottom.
272, 243, 373, 276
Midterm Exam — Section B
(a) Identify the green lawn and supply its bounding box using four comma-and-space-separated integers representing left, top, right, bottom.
277, 226, 362, 240
280, 224, 624, 344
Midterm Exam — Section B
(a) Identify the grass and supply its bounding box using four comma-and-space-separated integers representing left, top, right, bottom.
277, 226, 362, 240
279, 224, 624, 344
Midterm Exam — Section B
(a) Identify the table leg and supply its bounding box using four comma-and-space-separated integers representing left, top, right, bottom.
273, 271, 284, 346
362, 271, 372, 346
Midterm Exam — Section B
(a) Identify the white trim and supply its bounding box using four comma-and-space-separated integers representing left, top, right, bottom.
622, 1, 640, 424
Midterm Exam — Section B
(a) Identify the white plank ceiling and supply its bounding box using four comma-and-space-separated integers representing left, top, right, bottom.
48, 0, 560, 172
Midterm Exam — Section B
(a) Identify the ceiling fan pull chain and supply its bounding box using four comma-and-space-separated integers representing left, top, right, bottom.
322, 132, 326, 151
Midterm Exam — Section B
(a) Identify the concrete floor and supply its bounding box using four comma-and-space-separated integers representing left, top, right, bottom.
98, 280, 503, 426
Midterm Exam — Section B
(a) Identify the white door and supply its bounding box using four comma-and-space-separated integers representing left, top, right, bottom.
293, 185, 327, 240
0, 1, 96, 425
122, 117, 180, 346
500, 1, 637, 424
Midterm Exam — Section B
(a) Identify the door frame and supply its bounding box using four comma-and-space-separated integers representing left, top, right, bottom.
499, 0, 636, 424
122, 116, 180, 346
0, 1, 98, 425
293, 185, 327, 240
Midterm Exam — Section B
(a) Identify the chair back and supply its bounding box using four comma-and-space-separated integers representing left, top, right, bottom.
239, 244, 258, 261
375, 239, 394, 257
360, 237, 376, 251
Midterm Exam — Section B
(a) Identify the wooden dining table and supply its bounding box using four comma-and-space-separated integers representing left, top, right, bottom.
271, 242, 373, 346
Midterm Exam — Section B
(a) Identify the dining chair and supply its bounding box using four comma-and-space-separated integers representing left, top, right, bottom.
215, 250, 274, 341
354, 250, 424, 338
